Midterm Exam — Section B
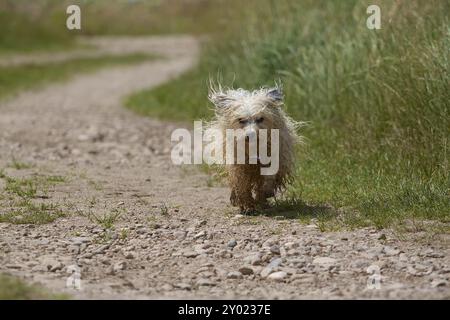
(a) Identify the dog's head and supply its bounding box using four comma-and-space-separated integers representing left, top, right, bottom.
208, 86, 284, 138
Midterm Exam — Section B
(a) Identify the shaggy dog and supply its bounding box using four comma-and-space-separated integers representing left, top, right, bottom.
207, 84, 303, 212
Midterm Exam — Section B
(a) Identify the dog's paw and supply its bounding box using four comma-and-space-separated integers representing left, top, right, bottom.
230, 190, 238, 206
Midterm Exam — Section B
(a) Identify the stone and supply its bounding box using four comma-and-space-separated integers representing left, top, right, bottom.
196, 278, 216, 287
227, 271, 243, 279
238, 266, 254, 275
244, 253, 262, 266
267, 271, 287, 281
431, 279, 448, 288
260, 267, 274, 278
227, 239, 237, 248
113, 261, 127, 272
183, 250, 199, 258
313, 257, 337, 266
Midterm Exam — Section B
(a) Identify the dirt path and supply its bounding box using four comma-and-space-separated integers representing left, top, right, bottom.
0, 36, 448, 299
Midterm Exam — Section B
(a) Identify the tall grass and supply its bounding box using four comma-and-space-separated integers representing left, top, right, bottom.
127, 0, 450, 230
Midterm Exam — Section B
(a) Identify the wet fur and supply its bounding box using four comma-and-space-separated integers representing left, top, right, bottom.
207, 84, 303, 212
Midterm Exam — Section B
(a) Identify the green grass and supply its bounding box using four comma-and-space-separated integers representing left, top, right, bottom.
82, 208, 123, 230
0, 53, 156, 100
8, 159, 33, 170
126, 0, 450, 231
0, 171, 67, 224
0, 274, 68, 300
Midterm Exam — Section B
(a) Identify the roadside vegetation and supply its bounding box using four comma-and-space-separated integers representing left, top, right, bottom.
0, 274, 68, 299
0, 167, 67, 224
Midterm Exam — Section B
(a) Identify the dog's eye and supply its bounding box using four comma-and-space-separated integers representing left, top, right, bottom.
256, 117, 264, 123
238, 119, 248, 125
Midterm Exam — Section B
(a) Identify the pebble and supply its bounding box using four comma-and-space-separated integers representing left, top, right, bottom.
227, 271, 243, 279
383, 246, 401, 256
196, 278, 216, 287
270, 245, 281, 255
194, 231, 207, 239
183, 250, 199, 258
260, 266, 274, 278
174, 283, 191, 290
70, 237, 91, 246
124, 252, 135, 259
238, 266, 254, 275
267, 271, 287, 282
313, 257, 337, 266
113, 261, 127, 272
174, 231, 187, 240
268, 258, 282, 268
227, 239, 237, 248
244, 253, 262, 266
430, 279, 448, 288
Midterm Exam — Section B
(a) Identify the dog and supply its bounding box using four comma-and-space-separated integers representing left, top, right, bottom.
207, 84, 303, 212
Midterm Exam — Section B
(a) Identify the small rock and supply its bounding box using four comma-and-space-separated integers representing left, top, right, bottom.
218, 250, 233, 258
313, 257, 337, 266
270, 245, 281, 255
268, 258, 282, 268
227, 271, 243, 279
174, 283, 191, 290
431, 279, 448, 288
238, 266, 254, 275
124, 252, 135, 259
50, 262, 64, 272
196, 278, 216, 287
244, 253, 262, 266
161, 284, 173, 291
194, 231, 207, 239
383, 246, 400, 256
174, 231, 187, 240
183, 250, 199, 258
227, 239, 237, 248
70, 237, 91, 245
284, 242, 299, 250
113, 261, 127, 272
260, 267, 274, 278
267, 271, 287, 282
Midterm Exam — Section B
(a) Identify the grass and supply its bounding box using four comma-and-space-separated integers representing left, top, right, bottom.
126, 0, 450, 231
0, 0, 240, 54
0, 171, 67, 224
0, 274, 68, 300
84, 208, 123, 230
8, 159, 33, 170
0, 53, 156, 100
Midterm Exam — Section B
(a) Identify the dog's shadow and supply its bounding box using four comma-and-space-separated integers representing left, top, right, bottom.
248, 197, 336, 220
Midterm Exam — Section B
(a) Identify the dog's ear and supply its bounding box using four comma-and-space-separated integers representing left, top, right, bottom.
208, 91, 235, 109
267, 87, 283, 104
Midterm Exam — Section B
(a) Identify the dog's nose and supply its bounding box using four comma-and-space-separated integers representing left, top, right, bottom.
245, 129, 257, 139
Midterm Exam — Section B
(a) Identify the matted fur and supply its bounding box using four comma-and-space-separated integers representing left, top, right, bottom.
206, 83, 304, 212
